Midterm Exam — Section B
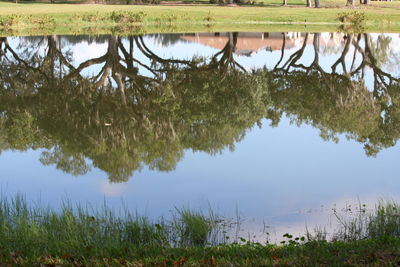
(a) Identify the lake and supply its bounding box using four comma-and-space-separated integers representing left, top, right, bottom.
0, 32, 399, 242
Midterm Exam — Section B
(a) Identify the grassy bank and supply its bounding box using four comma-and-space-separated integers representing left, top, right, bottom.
0, 1, 400, 35
0, 196, 400, 265
4, 238, 400, 265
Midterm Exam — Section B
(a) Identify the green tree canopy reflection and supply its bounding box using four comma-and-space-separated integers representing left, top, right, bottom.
0, 34, 270, 182
0, 33, 399, 182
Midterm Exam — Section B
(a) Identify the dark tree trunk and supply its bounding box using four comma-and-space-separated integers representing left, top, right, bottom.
0, 38, 7, 59
281, 33, 309, 70
129, 37, 134, 59
331, 34, 353, 74
107, 36, 127, 107
314, 0, 320, 7
209, 32, 245, 73
46, 35, 58, 80
312, 33, 320, 64
274, 33, 286, 70
227, 32, 236, 55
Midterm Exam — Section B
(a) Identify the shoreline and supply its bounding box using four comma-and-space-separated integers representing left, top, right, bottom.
0, 196, 399, 265
1, 3, 400, 35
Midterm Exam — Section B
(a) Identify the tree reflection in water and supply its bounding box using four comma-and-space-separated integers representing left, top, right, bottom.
0, 33, 399, 182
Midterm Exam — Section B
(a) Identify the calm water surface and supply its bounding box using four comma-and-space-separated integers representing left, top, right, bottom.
0, 32, 399, 240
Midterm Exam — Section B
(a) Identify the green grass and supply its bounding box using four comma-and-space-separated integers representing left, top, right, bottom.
330, 201, 400, 242
0, 196, 400, 265
0, 195, 234, 264
0, 0, 400, 35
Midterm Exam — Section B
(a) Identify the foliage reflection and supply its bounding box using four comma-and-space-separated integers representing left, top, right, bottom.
0, 32, 398, 182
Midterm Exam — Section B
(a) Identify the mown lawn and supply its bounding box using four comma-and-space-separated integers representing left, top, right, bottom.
0, 0, 399, 29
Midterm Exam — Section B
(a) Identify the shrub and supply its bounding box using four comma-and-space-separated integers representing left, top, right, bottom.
161, 14, 179, 24
30, 15, 55, 28
82, 13, 102, 23
73, 12, 105, 23
0, 15, 22, 29
109, 11, 147, 24
337, 11, 366, 25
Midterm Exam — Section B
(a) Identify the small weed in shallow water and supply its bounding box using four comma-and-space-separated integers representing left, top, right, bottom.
204, 11, 216, 25
280, 233, 306, 245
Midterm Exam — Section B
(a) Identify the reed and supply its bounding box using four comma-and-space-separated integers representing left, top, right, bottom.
328, 200, 400, 241
0, 196, 400, 265
0, 194, 231, 260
